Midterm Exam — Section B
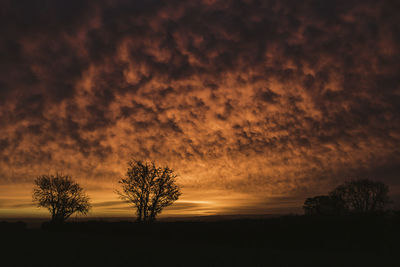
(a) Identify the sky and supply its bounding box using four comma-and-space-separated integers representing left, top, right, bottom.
0, 0, 399, 218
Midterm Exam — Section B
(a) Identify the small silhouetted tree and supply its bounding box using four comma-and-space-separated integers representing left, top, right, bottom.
117, 160, 181, 222
303, 195, 346, 215
329, 179, 390, 213
32, 174, 91, 223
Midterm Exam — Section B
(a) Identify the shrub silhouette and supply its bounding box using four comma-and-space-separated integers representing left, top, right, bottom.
329, 179, 390, 213
117, 160, 181, 222
304, 179, 390, 215
32, 174, 91, 223
303, 195, 346, 215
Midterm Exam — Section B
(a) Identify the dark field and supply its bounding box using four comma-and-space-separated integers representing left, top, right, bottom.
1, 215, 400, 267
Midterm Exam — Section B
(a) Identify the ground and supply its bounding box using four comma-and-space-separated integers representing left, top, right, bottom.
1, 215, 399, 266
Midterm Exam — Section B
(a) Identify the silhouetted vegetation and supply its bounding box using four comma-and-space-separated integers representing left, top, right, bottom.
2, 214, 400, 266
0, 174, 396, 266
304, 179, 390, 215
32, 174, 91, 223
330, 179, 390, 213
117, 160, 181, 222
303, 195, 346, 215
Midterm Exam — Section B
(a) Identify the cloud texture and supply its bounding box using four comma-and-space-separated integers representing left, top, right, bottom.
0, 0, 400, 216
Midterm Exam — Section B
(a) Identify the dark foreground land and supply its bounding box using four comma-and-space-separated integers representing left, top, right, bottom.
1, 214, 400, 267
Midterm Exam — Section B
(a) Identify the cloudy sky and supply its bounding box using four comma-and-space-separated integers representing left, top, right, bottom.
0, 0, 399, 218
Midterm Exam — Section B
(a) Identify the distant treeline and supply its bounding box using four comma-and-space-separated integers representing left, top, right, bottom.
303, 179, 390, 216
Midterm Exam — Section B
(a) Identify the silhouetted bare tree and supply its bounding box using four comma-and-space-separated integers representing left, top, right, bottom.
117, 160, 181, 222
32, 174, 91, 223
329, 179, 390, 213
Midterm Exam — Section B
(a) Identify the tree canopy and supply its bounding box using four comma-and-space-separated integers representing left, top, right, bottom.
329, 179, 390, 213
32, 174, 91, 223
117, 160, 181, 222
304, 179, 390, 215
